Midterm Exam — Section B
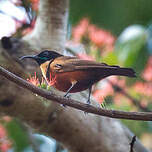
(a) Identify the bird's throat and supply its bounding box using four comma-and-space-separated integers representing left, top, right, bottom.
40, 61, 51, 80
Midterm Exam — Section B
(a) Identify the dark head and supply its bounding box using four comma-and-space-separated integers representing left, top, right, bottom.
20, 50, 63, 65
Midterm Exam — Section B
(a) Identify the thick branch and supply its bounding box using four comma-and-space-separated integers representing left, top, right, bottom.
0, 66, 152, 121
23, 0, 69, 51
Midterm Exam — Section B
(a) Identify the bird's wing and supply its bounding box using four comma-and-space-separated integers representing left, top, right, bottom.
51, 56, 120, 73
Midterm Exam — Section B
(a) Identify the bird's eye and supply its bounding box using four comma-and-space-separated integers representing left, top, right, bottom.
55, 64, 62, 68
38, 51, 49, 58
43, 52, 49, 57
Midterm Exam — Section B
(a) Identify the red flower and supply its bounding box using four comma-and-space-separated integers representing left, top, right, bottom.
30, 0, 39, 10
88, 25, 115, 50
72, 18, 89, 42
142, 57, 152, 81
0, 141, 11, 152
134, 82, 152, 97
27, 72, 40, 86
27, 72, 56, 88
0, 125, 6, 139
0, 124, 12, 152
47, 73, 56, 86
77, 53, 95, 61
72, 18, 115, 52
93, 80, 114, 104
93, 90, 105, 104
93, 77, 126, 104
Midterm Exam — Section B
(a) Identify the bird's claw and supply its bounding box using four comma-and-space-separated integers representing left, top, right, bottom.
84, 111, 88, 115
64, 94, 71, 98
62, 94, 71, 107
61, 104, 66, 107
86, 100, 91, 105
83, 100, 91, 115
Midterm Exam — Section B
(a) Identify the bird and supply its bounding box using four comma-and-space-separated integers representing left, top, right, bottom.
20, 50, 136, 104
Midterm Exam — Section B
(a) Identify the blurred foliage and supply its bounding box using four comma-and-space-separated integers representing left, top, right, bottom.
5, 119, 30, 152
102, 52, 118, 65
0, 117, 66, 152
122, 120, 150, 137
107, 101, 152, 137
69, 17, 152, 141
70, 0, 152, 35
115, 25, 149, 74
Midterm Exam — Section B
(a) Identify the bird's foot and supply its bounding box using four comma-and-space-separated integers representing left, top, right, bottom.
62, 94, 71, 107
84, 111, 88, 115
61, 104, 66, 107
86, 99, 91, 105
83, 100, 91, 115
64, 94, 71, 98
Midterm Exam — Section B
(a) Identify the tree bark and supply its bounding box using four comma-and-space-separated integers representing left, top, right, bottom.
0, 0, 149, 152
23, 0, 68, 51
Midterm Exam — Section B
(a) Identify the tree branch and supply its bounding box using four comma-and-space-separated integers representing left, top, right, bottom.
23, 0, 69, 51
0, 66, 152, 121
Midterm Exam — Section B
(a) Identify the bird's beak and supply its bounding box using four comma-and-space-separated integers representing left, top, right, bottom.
19, 55, 38, 61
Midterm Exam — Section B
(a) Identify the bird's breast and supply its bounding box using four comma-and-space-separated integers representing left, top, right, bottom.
53, 70, 98, 93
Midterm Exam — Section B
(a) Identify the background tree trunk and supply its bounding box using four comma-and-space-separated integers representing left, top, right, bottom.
0, 0, 149, 152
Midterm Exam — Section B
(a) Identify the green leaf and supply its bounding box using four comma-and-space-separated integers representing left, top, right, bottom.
102, 52, 118, 65
5, 119, 30, 152
115, 25, 148, 73
122, 119, 150, 137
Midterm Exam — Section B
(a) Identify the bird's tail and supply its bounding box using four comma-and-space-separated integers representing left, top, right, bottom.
108, 66, 136, 77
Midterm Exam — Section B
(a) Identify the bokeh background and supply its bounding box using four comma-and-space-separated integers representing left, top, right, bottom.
70, 0, 152, 35
0, 0, 152, 151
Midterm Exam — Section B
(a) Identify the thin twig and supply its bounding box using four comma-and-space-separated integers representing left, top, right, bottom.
130, 136, 136, 152
0, 66, 152, 121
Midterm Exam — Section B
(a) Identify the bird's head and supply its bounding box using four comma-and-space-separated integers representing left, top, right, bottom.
20, 50, 63, 65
